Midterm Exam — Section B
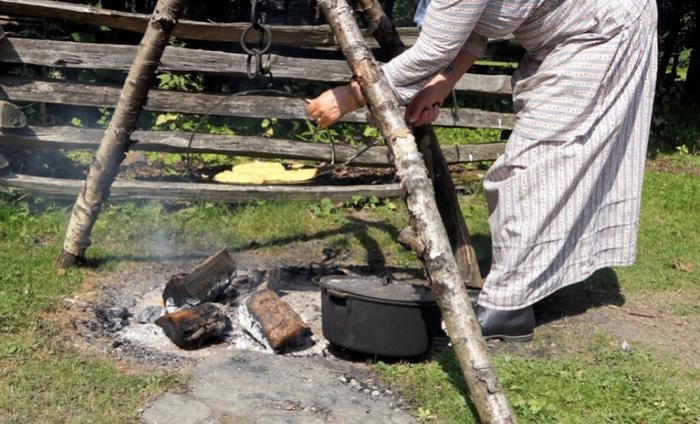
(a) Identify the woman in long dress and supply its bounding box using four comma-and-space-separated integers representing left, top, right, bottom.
308, 0, 658, 341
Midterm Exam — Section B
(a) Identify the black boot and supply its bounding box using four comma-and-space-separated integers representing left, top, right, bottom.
466, 290, 535, 341
475, 304, 534, 342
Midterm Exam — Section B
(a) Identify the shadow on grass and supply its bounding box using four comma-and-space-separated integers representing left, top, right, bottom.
535, 268, 624, 325
82, 215, 424, 277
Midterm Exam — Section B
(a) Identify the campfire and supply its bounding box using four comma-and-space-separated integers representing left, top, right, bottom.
67, 248, 444, 367
120, 250, 319, 355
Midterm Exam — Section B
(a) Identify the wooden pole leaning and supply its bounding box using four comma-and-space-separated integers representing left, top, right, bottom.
354, 0, 483, 289
317, 0, 515, 422
56, 0, 186, 268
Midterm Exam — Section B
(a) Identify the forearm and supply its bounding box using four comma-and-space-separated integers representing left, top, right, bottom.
383, 0, 488, 90
444, 49, 479, 86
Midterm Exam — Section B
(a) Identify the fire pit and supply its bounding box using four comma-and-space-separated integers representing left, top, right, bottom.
63, 249, 440, 368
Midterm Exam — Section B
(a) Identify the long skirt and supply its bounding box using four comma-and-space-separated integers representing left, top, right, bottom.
477, 0, 658, 310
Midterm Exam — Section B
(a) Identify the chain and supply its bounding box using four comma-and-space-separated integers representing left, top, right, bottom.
240, 0, 273, 87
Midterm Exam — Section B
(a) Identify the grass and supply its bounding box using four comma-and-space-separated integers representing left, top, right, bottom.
377, 336, 699, 424
0, 201, 183, 423
377, 164, 700, 423
0, 151, 698, 422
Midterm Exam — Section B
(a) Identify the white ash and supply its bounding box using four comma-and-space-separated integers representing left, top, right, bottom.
89, 262, 330, 362
238, 301, 275, 353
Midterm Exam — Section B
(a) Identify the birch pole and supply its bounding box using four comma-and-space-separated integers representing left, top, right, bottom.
317, 1, 515, 422
56, 0, 186, 268
354, 0, 483, 289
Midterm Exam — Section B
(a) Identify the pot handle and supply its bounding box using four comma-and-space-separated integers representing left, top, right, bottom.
325, 288, 349, 299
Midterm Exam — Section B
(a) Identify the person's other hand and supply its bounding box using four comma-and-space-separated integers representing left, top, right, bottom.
405, 73, 453, 127
308, 83, 363, 128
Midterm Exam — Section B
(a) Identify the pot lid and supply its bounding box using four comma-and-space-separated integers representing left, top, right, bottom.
318, 275, 435, 305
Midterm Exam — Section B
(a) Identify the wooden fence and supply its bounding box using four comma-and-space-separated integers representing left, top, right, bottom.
0, 0, 509, 203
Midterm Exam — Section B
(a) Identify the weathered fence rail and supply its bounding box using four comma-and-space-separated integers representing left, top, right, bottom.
0, 126, 506, 167
0, 0, 511, 202
0, 172, 402, 201
0, 37, 513, 95
0, 76, 515, 129
0, 0, 419, 48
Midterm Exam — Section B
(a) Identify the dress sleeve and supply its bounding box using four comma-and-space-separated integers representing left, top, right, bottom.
383, 0, 489, 104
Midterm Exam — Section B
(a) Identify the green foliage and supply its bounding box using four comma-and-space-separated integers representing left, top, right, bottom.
345, 195, 397, 211
69, 32, 95, 43
296, 120, 339, 144
650, 94, 700, 154
434, 127, 503, 145
96, 107, 112, 128
63, 149, 94, 167
261, 117, 278, 138
310, 197, 337, 217
69, 117, 84, 128
155, 72, 204, 92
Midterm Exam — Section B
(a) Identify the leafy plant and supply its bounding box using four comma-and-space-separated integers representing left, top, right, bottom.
261, 117, 278, 138
345, 195, 397, 211
155, 72, 203, 92
310, 197, 336, 217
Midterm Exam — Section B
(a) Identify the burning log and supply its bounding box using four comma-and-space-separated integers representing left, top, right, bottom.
162, 250, 237, 307
155, 302, 230, 349
239, 289, 310, 352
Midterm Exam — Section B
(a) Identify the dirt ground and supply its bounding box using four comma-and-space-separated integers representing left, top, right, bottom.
57, 245, 699, 378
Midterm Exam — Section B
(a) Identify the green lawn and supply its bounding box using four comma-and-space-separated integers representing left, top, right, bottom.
0, 155, 698, 422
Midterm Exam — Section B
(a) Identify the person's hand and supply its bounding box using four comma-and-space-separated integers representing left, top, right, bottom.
405, 72, 454, 127
308, 82, 365, 128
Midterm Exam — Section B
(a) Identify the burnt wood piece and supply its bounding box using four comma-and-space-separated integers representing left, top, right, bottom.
55, 0, 186, 268
243, 289, 310, 350
0, 37, 512, 96
0, 76, 515, 129
356, 0, 484, 288
155, 302, 230, 349
162, 250, 237, 307
0, 0, 419, 48
0, 126, 505, 167
318, 0, 515, 421
0, 172, 403, 202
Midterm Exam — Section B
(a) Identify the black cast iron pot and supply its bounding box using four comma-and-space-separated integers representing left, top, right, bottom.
319, 276, 442, 357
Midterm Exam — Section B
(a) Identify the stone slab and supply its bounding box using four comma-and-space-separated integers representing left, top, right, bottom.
142, 350, 415, 424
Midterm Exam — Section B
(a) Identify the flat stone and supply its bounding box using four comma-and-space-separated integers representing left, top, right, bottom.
143, 350, 415, 423
142, 393, 214, 424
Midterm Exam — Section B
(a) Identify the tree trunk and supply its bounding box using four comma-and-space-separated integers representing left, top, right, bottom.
317, 0, 515, 422
683, 1, 700, 106
56, 0, 186, 268
657, 0, 682, 84
355, 0, 483, 288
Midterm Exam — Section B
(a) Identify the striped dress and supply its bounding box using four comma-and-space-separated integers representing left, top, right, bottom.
382, 0, 658, 310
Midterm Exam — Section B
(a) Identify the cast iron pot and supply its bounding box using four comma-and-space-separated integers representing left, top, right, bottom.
319, 276, 442, 357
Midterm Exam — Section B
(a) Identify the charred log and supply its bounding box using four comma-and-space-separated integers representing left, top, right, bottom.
239, 289, 311, 351
162, 250, 238, 307
155, 302, 230, 349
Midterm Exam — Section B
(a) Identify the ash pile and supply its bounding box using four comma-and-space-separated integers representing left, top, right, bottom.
84, 250, 328, 363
